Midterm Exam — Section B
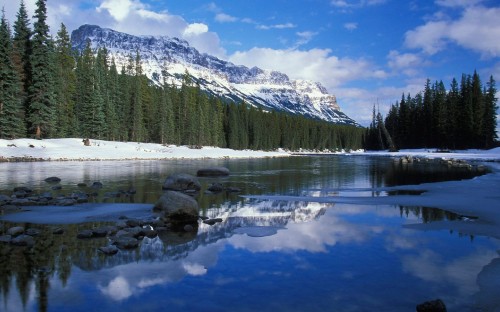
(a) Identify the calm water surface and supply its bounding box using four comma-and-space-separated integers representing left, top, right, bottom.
0, 156, 498, 312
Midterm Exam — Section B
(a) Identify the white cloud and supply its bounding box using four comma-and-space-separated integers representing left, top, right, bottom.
229, 47, 386, 90
228, 46, 393, 125
183, 23, 209, 37
257, 23, 296, 30
99, 276, 132, 301
405, 5, 500, 58
93, 0, 226, 57
295, 31, 318, 47
387, 50, 427, 76
228, 45, 401, 126
97, 0, 133, 21
215, 13, 238, 23
183, 262, 207, 276
344, 22, 358, 31
435, 0, 483, 8
331, 0, 388, 9
0, 0, 226, 58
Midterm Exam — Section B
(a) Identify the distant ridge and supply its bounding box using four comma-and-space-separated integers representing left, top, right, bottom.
71, 25, 359, 126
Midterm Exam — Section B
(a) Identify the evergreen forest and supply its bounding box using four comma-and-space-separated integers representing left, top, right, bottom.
365, 73, 498, 150
0, 0, 364, 152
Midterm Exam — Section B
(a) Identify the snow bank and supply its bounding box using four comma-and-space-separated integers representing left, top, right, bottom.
0, 138, 289, 161
359, 148, 500, 162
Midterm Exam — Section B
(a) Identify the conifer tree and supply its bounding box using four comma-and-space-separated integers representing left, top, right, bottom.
156, 81, 175, 144
459, 74, 474, 148
53, 23, 76, 137
483, 76, 498, 148
0, 11, 26, 138
75, 40, 105, 138
434, 80, 447, 148
130, 51, 146, 142
12, 0, 31, 113
106, 57, 121, 140
28, 0, 55, 139
445, 78, 460, 148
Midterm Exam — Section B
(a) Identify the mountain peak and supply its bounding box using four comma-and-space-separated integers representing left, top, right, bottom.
71, 25, 358, 126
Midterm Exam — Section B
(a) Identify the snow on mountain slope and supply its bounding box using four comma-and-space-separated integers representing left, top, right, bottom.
71, 25, 359, 126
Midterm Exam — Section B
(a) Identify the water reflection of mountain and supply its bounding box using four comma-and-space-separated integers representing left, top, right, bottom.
71, 199, 327, 271
0, 198, 328, 310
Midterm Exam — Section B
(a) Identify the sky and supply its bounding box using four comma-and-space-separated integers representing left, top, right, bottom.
1, 0, 500, 126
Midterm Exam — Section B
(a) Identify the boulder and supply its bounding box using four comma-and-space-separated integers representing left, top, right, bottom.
0, 235, 12, 244
196, 167, 230, 177
125, 219, 142, 227
45, 176, 61, 183
114, 229, 135, 238
56, 198, 76, 206
7, 226, 24, 236
125, 226, 146, 238
226, 187, 242, 193
202, 218, 223, 226
11, 198, 35, 206
162, 173, 201, 192
98, 245, 119, 255
52, 227, 64, 235
207, 183, 224, 193
25, 228, 41, 236
91, 181, 103, 189
416, 299, 447, 312
77, 229, 94, 239
13, 186, 33, 193
92, 227, 110, 237
11, 235, 35, 247
1, 205, 21, 214
153, 191, 199, 224
113, 236, 139, 249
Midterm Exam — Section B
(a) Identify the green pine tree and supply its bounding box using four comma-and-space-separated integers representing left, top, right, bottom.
12, 0, 31, 115
0, 11, 26, 138
28, 0, 55, 139
483, 76, 498, 148
53, 23, 76, 137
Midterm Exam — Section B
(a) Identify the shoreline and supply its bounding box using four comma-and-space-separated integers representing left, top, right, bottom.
1, 138, 500, 163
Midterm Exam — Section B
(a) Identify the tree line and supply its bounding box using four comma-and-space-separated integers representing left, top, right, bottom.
365, 72, 498, 150
0, 0, 363, 151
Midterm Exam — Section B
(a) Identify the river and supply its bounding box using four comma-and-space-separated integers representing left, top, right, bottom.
0, 156, 498, 311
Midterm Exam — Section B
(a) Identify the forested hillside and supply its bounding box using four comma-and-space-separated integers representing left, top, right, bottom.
365, 73, 498, 150
0, 0, 363, 151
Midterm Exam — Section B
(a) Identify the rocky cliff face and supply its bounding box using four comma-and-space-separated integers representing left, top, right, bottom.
71, 25, 358, 126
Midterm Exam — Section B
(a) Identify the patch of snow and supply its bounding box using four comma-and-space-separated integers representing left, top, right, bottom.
0, 138, 289, 161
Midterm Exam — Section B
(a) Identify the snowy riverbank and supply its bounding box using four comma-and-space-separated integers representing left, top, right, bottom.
2, 138, 500, 162
0, 138, 289, 161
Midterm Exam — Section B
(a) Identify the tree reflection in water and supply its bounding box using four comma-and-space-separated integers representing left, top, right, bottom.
0, 156, 495, 311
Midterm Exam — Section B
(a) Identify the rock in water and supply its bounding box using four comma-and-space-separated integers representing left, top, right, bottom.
162, 173, 201, 192
98, 245, 119, 255
7, 226, 24, 236
45, 176, 61, 183
113, 236, 139, 249
77, 230, 94, 239
207, 183, 224, 193
153, 191, 199, 225
196, 167, 230, 177
11, 235, 35, 247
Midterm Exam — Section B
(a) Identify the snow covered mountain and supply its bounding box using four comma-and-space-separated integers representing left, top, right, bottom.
71, 25, 358, 126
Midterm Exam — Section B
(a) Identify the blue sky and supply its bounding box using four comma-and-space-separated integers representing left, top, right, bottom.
2, 0, 500, 126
